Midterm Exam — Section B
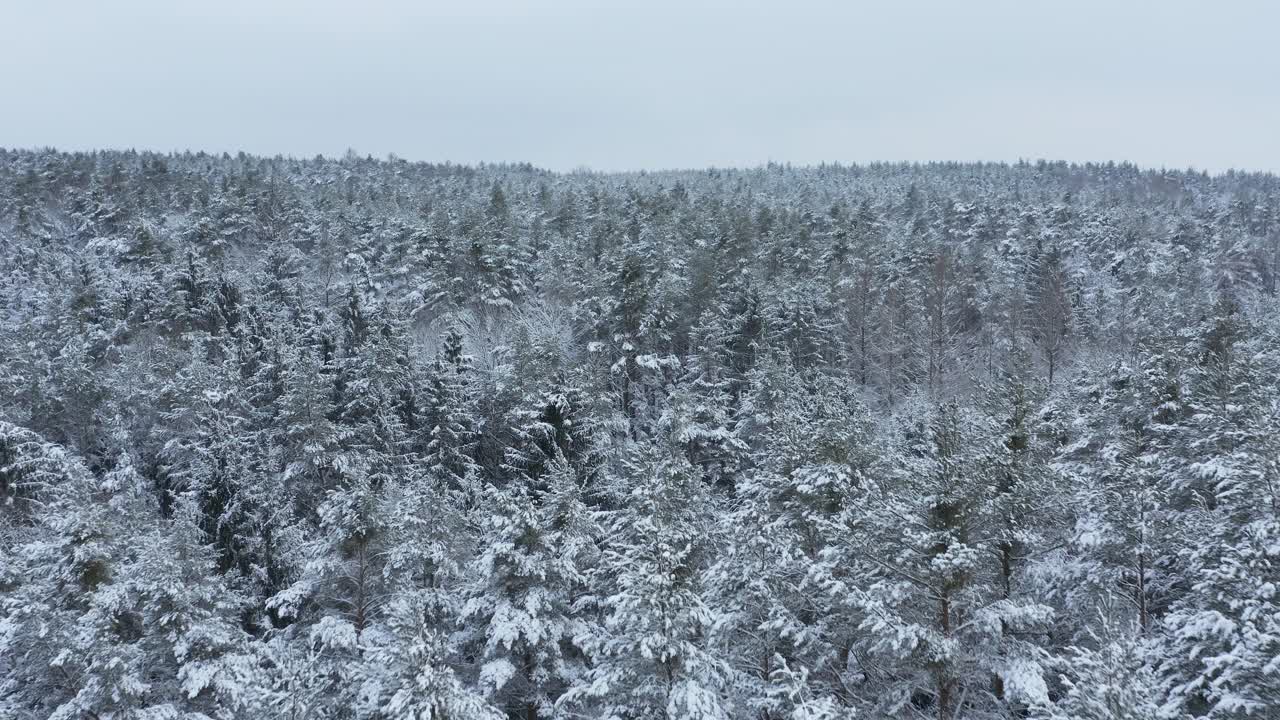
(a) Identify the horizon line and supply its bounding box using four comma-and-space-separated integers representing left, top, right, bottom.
3, 145, 1277, 180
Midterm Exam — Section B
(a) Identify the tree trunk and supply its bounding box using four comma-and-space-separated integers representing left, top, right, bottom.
938, 589, 952, 720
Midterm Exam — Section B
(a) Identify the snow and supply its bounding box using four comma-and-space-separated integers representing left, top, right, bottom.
3, 151, 1280, 718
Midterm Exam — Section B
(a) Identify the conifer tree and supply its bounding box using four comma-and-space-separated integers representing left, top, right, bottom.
462, 453, 602, 719
569, 426, 732, 720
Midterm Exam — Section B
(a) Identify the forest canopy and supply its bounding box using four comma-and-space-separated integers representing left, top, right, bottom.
1, 148, 1278, 719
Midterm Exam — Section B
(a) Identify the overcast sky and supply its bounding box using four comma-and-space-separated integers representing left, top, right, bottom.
3, 1, 1277, 173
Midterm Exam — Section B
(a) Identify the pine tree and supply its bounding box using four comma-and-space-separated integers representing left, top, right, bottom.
824, 403, 1053, 718
422, 327, 482, 497
711, 371, 877, 716
1044, 625, 1163, 720
1158, 301, 1280, 717
568, 430, 732, 720
1, 432, 247, 719
462, 453, 601, 719
355, 594, 505, 720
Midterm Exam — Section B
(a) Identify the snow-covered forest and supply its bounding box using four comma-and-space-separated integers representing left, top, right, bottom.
2, 148, 1278, 719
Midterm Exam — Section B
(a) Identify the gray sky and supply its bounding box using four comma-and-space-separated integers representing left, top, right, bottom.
3, 0, 1277, 173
